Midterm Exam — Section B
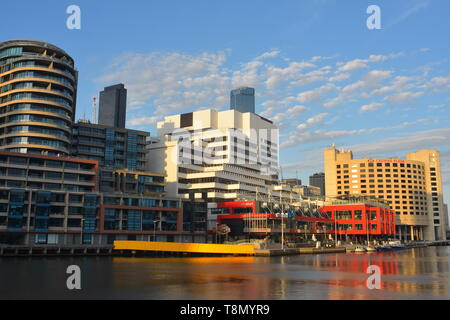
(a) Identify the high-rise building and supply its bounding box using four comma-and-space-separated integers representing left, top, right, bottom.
309, 172, 326, 196
147, 109, 279, 202
98, 84, 127, 128
71, 121, 149, 192
324, 146, 447, 241
0, 40, 78, 156
230, 87, 255, 113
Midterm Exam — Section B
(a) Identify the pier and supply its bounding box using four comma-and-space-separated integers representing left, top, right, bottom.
0, 245, 114, 257
113, 240, 347, 257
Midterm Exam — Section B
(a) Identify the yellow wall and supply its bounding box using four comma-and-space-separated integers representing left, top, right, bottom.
114, 241, 256, 255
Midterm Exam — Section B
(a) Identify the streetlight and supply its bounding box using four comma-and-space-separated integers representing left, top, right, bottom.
80, 218, 85, 245
153, 218, 160, 241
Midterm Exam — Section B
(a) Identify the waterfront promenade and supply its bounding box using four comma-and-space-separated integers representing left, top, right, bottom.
1, 240, 449, 257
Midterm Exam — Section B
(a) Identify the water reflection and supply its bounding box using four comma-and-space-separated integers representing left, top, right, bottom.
0, 247, 450, 299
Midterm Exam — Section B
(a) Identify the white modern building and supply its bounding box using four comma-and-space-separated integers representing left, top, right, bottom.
147, 109, 284, 202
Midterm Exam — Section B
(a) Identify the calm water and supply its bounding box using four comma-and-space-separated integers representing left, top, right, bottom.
1, 246, 450, 300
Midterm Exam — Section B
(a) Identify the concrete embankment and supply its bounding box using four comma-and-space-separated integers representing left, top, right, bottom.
0, 245, 114, 257
255, 247, 346, 257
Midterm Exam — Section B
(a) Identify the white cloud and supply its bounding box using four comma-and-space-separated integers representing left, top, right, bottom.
296, 113, 328, 132
290, 76, 325, 87
97, 51, 230, 115
347, 128, 450, 156
297, 84, 335, 103
265, 61, 316, 89
385, 91, 424, 104
360, 102, 384, 113
127, 116, 161, 127
329, 73, 350, 82
337, 59, 367, 72
272, 105, 308, 124
422, 75, 450, 92
281, 121, 420, 149
255, 50, 281, 60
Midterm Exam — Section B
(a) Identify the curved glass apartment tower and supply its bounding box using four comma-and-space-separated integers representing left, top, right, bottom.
0, 40, 77, 156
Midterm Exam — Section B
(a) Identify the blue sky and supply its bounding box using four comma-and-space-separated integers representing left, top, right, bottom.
2, 0, 450, 202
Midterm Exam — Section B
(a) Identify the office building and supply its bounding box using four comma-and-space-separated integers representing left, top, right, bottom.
324, 146, 447, 241
230, 87, 255, 113
0, 40, 78, 156
282, 178, 302, 186
98, 84, 127, 128
147, 109, 279, 202
309, 172, 325, 196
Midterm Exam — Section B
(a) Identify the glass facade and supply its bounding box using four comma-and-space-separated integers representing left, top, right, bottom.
0, 40, 77, 155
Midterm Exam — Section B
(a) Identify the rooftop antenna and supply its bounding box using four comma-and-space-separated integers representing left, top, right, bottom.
92, 96, 97, 124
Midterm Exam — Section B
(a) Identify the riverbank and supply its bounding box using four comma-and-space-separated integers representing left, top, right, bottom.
1, 240, 449, 257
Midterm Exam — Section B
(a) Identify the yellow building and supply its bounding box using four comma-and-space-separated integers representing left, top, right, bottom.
324, 146, 446, 241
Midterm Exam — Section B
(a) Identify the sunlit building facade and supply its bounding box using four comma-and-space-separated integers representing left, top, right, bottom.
324, 146, 447, 241
147, 109, 280, 202
0, 40, 77, 156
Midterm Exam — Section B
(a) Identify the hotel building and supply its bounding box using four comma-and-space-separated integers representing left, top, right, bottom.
324, 146, 447, 241
0, 40, 77, 156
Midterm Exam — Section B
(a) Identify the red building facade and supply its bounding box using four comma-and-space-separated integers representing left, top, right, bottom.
321, 202, 396, 237
212, 200, 396, 241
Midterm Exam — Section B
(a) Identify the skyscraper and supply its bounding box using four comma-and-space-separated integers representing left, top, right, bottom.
230, 87, 255, 113
98, 84, 127, 128
309, 172, 326, 196
0, 40, 78, 156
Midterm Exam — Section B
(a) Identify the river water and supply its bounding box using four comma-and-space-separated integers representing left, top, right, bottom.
1, 246, 450, 300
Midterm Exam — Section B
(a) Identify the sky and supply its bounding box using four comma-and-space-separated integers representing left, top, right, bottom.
2, 0, 450, 204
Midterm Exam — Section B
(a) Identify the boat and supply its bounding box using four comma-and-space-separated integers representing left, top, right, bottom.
377, 245, 392, 252
366, 246, 377, 252
354, 247, 367, 253
389, 241, 406, 250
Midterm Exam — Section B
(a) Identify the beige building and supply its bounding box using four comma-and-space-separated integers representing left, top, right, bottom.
324, 146, 447, 241
147, 109, 283, 202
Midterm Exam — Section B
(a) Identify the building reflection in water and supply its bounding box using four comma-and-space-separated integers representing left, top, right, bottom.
3, 247, 444, 299
106, 248, 450, 300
